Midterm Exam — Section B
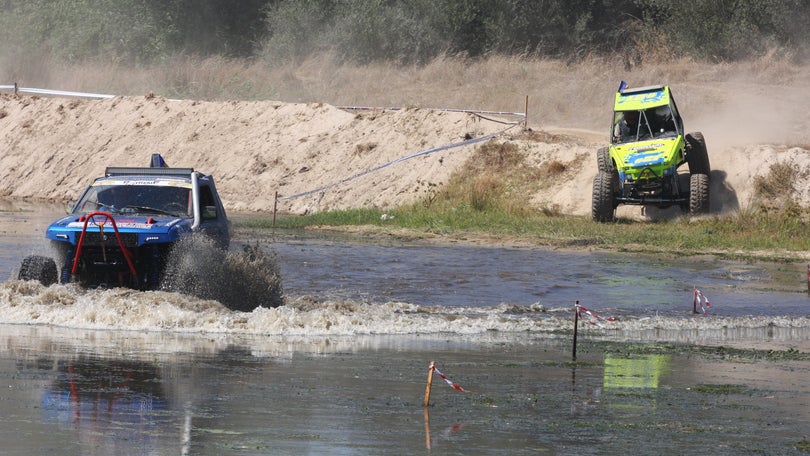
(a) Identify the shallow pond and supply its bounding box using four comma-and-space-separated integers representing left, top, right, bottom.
2, 201, 810, 454
3, 326, 810, 455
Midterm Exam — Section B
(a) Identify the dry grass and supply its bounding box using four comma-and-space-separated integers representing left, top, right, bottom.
752, 161, 800, 217
754, 162, 796, 200
428, 140, 541, 216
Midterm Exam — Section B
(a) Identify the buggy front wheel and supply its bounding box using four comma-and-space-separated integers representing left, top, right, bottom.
18, 255, 58, 286
689, 173, 710, 215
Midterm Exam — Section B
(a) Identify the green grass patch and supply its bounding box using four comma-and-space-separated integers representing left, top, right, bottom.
237, 141, 810, 260
241, 205, 810, 259
794, 439, 810, 452
689, 384, 750, 395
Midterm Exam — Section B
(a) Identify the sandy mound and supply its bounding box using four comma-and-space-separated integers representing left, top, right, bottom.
0, 92, 808, 217
0, 94, 510, 214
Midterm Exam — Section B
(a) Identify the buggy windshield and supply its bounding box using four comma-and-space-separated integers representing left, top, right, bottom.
73, 183, 192, 217
612, 105, 678, 144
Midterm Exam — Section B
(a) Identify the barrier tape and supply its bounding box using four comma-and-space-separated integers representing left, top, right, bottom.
0, 84, 116, 99
575, 304, 615, 327
338, 105, 525, 118
432, 365, 470, 393
693, 287, 711, 315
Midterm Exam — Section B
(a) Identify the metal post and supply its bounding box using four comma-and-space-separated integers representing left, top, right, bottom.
524, 95, 529, 129
572, 301, 579, 361
272, 191, 278, 228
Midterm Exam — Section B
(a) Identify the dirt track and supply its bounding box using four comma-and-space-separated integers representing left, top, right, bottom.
0, 92, 809, 218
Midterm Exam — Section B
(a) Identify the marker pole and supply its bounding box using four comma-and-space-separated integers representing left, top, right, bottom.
272, 191, 278, 228
424, 407, 432, 449
424, 361, 435, 407
572, 301, 579, 361
524, 95, 529, 129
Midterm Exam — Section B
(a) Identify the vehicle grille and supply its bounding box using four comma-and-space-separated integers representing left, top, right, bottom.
79, 232, 138, 248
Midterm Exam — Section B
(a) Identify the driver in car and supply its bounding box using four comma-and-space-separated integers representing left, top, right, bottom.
615, 110, 639, 141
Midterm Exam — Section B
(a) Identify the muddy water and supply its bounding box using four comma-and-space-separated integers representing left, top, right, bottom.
3, 201, 810, 454
266, 229, 809, 317
3, 201, 809, 318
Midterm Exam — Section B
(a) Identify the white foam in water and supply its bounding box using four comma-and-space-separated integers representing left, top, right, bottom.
3, 280, 810, 343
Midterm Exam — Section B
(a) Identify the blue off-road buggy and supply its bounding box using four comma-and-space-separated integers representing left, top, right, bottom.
18, 154, 230, 290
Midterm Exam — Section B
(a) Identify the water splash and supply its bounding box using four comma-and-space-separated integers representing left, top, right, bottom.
3, 280, 810, 346
160, 235, 283, 311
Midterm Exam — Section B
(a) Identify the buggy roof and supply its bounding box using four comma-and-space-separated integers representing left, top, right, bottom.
106, 166, 194, 177
614, 85, 671, 111
91, 175, 193, 189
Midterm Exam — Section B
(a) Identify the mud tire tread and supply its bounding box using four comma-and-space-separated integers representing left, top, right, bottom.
686, 132, 711, 175
592, 171, 616, 222
689, 173, 710, 215
18, 255, 58, 286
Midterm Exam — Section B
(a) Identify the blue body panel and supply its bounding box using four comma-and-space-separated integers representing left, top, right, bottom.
45, 214, 193, 246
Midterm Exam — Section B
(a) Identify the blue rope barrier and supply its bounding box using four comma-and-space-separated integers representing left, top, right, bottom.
277, 118, 523, 202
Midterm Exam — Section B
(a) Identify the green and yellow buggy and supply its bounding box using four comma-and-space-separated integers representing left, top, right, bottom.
592, 83, 710, 222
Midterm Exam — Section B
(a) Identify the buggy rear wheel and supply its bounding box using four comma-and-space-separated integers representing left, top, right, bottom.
18, 255, 58, 286
686, 132, 711, 175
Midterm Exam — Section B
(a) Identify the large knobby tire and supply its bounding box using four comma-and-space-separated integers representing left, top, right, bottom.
592, 171, 617, 222
689, 173, 710, 215
596, 147, 612, 173
686, 132, 710, 175
18, 255, 58, 286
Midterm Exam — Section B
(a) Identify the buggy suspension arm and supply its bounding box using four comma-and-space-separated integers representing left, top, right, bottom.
71, 211, 138, 278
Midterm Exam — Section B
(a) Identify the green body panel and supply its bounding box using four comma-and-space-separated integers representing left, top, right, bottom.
610, 136, 684, 181
614, 85, 671, 111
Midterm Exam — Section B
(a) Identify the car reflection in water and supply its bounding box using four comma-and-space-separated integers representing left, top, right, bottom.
602, 354, 672, 415
571, 354, 672, 415
603, 354, 671, 389
35, 348, 259, 455
40, 357, 175, 452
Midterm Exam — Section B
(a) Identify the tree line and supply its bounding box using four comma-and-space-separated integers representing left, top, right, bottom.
1, 0, 808, 64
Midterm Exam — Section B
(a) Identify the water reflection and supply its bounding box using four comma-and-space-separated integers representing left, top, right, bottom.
603, 354, 671, 389
5, 326, 810, 454
40, 357, 171, 453
26, 345, 277, 455
570, 355, 671, 418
